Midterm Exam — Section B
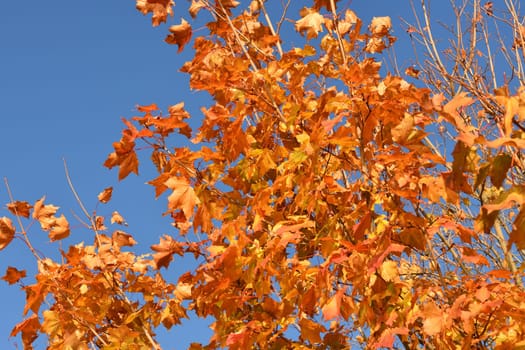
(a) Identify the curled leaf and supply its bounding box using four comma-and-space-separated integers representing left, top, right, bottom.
97, 187, 113, 203
7, 201, 32, 218
369, 16, 391, 36
0, 217, 16, 251
165, 19, 192, 52
296, 9, 325, 39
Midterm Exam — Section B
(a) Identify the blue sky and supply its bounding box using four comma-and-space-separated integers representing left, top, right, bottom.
0, 0, 441, 348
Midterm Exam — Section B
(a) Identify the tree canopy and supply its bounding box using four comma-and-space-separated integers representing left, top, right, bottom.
2, 0, 525, 348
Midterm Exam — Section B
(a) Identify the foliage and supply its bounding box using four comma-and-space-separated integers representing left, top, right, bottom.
3, 0, 525, 348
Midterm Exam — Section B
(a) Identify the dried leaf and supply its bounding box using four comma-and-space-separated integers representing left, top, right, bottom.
2, 266, 26, 285
111, 211, 126, 225
296, 9, 325, 39
49, 215, 70, 241
112, 230, 137, 248
369, 16, 391, 36
98, 187, 113, 203
0, 217, 15, 251
7, 201, 32, 218
165, 19, 192, 52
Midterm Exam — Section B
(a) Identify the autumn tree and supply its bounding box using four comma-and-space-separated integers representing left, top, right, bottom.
2, 0, 525, 348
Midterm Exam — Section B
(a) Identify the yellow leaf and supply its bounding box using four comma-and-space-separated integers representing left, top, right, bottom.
379, 260, 398, 282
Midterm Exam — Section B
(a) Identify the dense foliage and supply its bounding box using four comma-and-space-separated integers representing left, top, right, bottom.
2, 0, 525, 348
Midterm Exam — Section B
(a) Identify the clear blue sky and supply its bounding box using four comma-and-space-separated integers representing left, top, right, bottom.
0, 1, 443, 348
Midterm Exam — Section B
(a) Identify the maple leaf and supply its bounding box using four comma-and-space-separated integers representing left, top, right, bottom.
299, 318, 326, 344
369, 16, 392, 36
189, 0, 206, 18
151, 235, 185, 269
136, 0, 174, 26
322, 289, 345, 320
111, 211, 126, 225
165, 176, 200, 220
1, 266, 26, 285
112, 230, 137, 248
7, 201, 32, 218
422, 303, 445, 336
165, 19, 192, 52
0, 217, 15, 251
10, 314, 40, 348
97, 186, 113, 203
48, 214, 70, 241
296, 9, 325, 39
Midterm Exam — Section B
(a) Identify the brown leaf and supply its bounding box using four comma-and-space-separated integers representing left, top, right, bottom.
165, 19, 192, 52
97, 187, 113, 203
2, 266, 26, 285
0, 217, 15, 251
7, 201, 32, 218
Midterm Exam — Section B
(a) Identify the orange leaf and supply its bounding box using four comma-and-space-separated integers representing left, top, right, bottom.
322, 288, 345, 320
136, 0, 174, 26
111, 211, 126, 225
32, 197, 58, 222
0, 217, 15, 251
422, 303, 444, 336
2, 266, 26, 285
49, 214, 70, 241
137, 103, 158, 113
10, 314, 40, 348
299, 318, 326, 344
151, 235, 185, 269
165, 177, 200, 220
442, 92, 474, 131
369, 16, 391, 36
7, 201, 32, 218
112, 230, 137, 248
165, 19, 192, 52
97, 187, 113, 203
296, 9, 325, 39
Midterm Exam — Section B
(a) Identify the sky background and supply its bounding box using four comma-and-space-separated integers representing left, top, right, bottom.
0, 1, 451, 348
